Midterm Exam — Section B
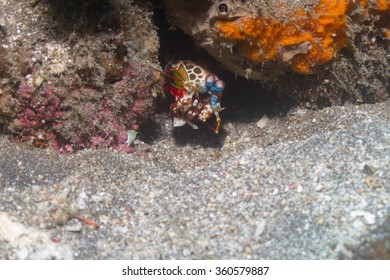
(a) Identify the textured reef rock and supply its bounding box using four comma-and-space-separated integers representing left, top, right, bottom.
165, 0, 390, 106
0, 0, 160, 152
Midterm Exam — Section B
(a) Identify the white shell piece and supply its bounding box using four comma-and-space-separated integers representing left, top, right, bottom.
173, 117, 186, 127
187, 121, 199, 130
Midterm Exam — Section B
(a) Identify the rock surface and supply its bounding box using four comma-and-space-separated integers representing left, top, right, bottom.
1, 101, 389, 259
165, 0, 390, 105
0, 212, 74, 259
0, 0, 160, 152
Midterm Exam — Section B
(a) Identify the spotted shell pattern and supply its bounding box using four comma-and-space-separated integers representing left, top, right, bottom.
182, 61, 210, 85
172, 60, 219, 92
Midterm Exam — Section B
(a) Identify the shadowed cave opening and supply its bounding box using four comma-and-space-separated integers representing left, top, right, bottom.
147, 3, 298, 140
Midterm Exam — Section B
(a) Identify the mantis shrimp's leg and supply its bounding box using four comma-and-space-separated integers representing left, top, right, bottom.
210, 94, 222, 134
213, 111, 221, 134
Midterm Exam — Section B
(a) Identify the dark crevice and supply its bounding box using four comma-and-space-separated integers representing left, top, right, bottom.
151, 4, 297, 140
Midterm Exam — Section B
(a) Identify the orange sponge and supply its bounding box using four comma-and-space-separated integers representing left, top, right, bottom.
215, 0, 388, 73
376, 0, 389, 10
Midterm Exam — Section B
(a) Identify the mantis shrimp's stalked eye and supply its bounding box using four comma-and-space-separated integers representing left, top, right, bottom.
214, 80, 225, 92
205, 75, 216, 87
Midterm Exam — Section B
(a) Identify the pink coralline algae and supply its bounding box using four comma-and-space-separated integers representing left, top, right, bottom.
10, 63, 158, 153
0, 0, 160, 153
